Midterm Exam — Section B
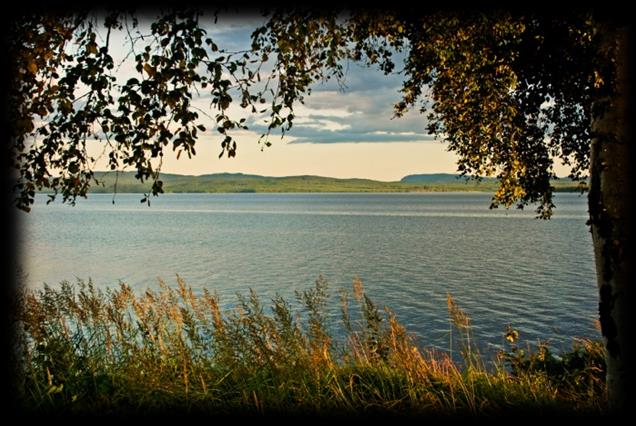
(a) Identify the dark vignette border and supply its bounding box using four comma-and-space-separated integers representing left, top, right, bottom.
2, 0, 634, 419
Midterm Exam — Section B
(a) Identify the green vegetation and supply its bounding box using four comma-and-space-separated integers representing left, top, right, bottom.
84, 172, 583, 195
15, 277, 606, 416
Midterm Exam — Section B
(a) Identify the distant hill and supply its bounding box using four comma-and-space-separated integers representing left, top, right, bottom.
89, 172, 415, 194
401, 173, 496, 183
79, 171, 582, 194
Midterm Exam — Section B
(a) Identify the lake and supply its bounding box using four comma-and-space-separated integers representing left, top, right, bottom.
17, 192, 600, 357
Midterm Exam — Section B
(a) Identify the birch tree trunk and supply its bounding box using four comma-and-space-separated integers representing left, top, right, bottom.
589, 23, 634, 411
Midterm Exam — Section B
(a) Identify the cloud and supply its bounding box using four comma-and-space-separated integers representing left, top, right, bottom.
288, 131, 436, 144
250, 82, 433, 144
195, 15, 437, 146
245, 119, 436, 144
104, 14, 435, 146
198, 12, 270, 53
293, 117, 351, 132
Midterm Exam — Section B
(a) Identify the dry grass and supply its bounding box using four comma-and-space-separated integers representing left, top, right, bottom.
13, 276, 607, 416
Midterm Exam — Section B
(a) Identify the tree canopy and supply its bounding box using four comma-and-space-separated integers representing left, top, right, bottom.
8, 9, 607, 216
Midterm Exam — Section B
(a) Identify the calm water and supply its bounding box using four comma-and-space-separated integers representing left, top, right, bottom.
17, 192, 599, 356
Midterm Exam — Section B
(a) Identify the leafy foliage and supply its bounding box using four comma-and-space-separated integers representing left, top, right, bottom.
252, 10, 606, 217
500, 325, 606, 398
9, 9, 609, 216
10, 10, 267, 210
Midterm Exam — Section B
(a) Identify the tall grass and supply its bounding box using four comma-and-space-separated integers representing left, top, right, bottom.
13, 276, 606, 416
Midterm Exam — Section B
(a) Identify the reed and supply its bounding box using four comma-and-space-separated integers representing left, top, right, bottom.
13, 276, 606, 416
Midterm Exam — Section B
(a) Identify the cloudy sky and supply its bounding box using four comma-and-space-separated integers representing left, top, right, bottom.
91, 12, 569, 181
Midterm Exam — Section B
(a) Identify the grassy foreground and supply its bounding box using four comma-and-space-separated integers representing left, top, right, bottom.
13, 276, 606, 416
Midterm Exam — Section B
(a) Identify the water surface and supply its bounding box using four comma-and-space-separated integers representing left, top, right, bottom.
17, 192, 599, 356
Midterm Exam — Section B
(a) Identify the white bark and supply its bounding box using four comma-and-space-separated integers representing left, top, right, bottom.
589, 23, 634, 411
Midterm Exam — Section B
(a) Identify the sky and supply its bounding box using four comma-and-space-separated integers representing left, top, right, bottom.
87, 12, 571, 181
